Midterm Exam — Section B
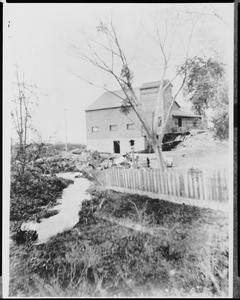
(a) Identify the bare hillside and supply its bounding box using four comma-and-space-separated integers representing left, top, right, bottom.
171, 131, 229, 169
139, 131, 229, 169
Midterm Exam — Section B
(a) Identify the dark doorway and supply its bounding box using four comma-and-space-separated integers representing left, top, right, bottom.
178, 117, 182, 127
113, 141, 120, 154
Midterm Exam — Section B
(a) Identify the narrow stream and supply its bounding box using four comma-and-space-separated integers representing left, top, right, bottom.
34, 172, 91, 244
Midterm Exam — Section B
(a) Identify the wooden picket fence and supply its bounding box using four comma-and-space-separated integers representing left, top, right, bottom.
94, 167, 229, 211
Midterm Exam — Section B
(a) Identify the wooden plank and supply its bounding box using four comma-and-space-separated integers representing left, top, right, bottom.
125, 169, 128, 188
167, 171, 172, 195
162, 170, 167, 194
133, 169, 136, 190
135, 169, 139, 190
199, 171, 204, 200
218, 169, 223, 202
175, 171, 180, 197
209, 170, 214, 201
183, 171, 189, 198
193, 172, 198, 199
117, 169, 120, 187
164, 170, 169, 195
129, 169, 132, 189
114, 168, 117, 186
188, 171, 193, 199
157, 170, 161, 194
202, 168, 208, 201
116, 168, 119, 187
213, 170, 217, 201
211, 170, 216, 201
142, 169, 146, 191
137, 169, 140, 190
152, 170, 155, 193
151, 170, 154, 193
118, 168, 121, 187
144, 170, 148, 192
146, 169, 150, 192
132, 169, 135, 190
108, 169, 111, 186
120, 169, 123, 187
130, 169, 132, 189
179, 172, 184, 197
125, 169, 128, 189
104, 171, 107, 186
105, 170, 107, 186
140, 168, 143, 190
114, 168, 116, 186
171, 170, 176, 196
223, 169, 228, 202
216, 170, 220, 202
154, 170, 158, 193
129, 169, 131, 189
122, 169, 125, 188
158, 169, 163, 194
140, 169, 143, 190
225, 169, 229, 202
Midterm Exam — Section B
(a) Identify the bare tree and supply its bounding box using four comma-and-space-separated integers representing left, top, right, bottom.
69, 9, 202, 169
11, 68, 38, 174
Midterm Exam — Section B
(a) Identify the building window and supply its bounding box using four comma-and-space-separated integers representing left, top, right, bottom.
110, 125, 118, 131
92, 126, 99, 132
178, 118, 182, 127
127, 123, 135, 130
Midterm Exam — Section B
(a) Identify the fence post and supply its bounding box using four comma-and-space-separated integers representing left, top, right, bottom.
202, 167, 210, 201
140, 168, 144, 191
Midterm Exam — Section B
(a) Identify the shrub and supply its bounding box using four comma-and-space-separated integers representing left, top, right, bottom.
211, 108, 229, 140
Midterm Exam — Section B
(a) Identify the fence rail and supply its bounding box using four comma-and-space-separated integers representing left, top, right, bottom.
94, 167, 229, 211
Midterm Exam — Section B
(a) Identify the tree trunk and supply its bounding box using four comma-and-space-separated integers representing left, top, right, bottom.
152, 138, 166, 170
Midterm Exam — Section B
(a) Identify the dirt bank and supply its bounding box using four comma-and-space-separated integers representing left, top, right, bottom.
138, 131, 229, 169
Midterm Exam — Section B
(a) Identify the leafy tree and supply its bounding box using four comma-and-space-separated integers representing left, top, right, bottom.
182, 56, 225, 115
181, 56, 229, 139
210, 78, 229, 139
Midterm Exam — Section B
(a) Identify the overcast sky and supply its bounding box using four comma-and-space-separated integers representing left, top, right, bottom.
4, 3, 234, 144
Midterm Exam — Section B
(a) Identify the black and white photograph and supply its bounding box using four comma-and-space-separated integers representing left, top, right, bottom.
3, 2, 234, 298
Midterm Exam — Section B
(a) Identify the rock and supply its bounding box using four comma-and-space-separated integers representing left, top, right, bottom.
74, 174, 82, 178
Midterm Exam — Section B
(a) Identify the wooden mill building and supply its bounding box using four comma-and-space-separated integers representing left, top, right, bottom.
85, 81, 202, 154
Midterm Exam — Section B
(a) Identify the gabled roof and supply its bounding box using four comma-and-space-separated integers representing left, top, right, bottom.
85, 89, 140, 111
85, 80, 174, 112
172, 108, 201, 118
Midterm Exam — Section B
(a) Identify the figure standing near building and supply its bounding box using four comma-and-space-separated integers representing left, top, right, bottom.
135, 154, 139, 167
146, 157, 150, 168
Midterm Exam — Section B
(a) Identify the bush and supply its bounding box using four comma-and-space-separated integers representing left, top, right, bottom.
211, 108, 229, 140
10, 175, 73, 222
